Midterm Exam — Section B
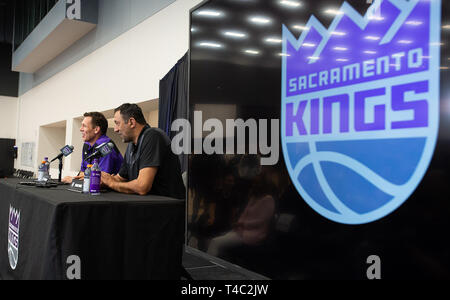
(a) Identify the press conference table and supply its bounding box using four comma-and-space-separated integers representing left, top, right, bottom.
0, 178, 185, 280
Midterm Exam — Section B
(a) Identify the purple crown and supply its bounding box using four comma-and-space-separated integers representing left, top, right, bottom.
283, 0, 432, 97
9, 206, 20, 229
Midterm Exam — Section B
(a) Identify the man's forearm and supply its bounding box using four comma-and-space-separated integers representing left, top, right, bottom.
109, 180, 149, 195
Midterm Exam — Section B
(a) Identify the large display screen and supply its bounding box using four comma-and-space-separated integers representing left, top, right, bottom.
189, 0, 450, 279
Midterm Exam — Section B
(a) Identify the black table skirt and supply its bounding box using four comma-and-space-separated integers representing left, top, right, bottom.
0, 178, 185, 280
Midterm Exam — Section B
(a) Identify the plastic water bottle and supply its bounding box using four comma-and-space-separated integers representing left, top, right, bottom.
83, 165, 92, 194
44, 157, 50, 181
37, 160, 46, 181
89, 159, 101, 195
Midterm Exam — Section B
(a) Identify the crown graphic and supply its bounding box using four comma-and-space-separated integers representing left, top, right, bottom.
9, 206, 20, 228
283, 0, 434, 97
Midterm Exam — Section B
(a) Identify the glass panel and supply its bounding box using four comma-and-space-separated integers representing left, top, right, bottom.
189, 0, 450, 279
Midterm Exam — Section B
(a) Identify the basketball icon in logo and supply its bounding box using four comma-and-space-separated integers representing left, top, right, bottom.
281, 0, 441, 224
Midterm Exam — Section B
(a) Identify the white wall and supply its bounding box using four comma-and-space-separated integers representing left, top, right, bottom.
0, 96, 18, 140
15, 0, 202, 175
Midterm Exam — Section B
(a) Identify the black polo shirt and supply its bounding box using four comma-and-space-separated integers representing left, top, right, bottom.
118, 125, 186, 199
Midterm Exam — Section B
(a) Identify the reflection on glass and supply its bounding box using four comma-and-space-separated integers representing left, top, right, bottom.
196, 10, 224, 17
249, 16, 272, 25
279, 0, 302, 8
244, 49, 260, 55
406, 20, 423, 26
292, 25, 309, 31
224, 31, 247, 38
331, 31, 347, 36
265, 38, 283, 44
365, 36, 381, 41
198, 42, 223, 48
324, 8, 344, 16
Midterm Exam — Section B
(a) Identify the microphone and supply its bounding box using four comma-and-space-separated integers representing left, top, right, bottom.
50, 145, 74, 162
85, 142, 114, 162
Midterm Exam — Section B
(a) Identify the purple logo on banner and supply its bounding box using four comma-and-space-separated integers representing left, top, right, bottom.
281, 0, 441, 224
8, 206, 20, 270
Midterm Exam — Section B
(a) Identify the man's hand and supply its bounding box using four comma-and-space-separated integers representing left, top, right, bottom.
62, 175, 83, 184
101, 172, 114, 188
101, 167, 158, 196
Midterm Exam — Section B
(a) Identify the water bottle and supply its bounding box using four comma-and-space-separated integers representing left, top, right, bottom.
37, 160, 46, 181
44, 157, 50, 181
89, 159, 101, 195
83, 165, 92, 194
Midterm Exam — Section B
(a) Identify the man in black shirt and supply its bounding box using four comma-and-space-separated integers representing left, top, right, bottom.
101, 103, 186, 199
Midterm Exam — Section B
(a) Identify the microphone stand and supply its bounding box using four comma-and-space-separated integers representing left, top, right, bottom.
58, 157, 63, 183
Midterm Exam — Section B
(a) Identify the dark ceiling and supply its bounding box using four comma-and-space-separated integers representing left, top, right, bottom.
0, 0, 14, 45
0, 0, 18, 97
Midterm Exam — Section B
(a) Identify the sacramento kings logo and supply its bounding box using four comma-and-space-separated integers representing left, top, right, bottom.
281, 0, 441, 224
8, 206, 20, 270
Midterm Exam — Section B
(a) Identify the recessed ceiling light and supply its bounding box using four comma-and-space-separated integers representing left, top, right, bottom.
302, 43, 316, 47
